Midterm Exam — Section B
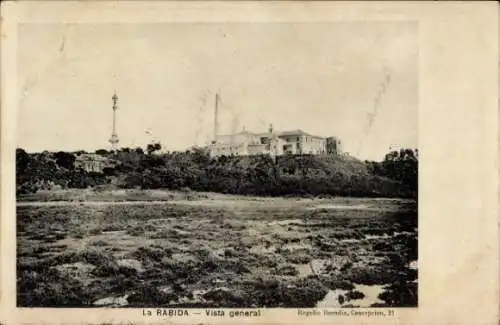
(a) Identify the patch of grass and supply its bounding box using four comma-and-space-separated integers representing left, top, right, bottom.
132, 246, 173, 264
321, 278, 355, 291
127, 286, 178, 307
90, 240, 109, 247
220, 220, 246, 231
126, 226, 145, 237
273, 264, 299, 276
224, 248, 239, 258
249, 277, 329, 308
330, 229, 364, 240
89, 228, 103, 235
341, 265, 401, 285
202, 288, 249, 307
201, 258, 251, 275
150, 228, 189, 240
144, 224, 157, 232
101, 225, 122, 232
284, 252, 312, 264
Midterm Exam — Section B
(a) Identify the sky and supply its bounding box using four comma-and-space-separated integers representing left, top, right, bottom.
17, 22, 417, 161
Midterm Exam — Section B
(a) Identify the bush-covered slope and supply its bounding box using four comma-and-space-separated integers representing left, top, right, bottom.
16, 147, 417, 199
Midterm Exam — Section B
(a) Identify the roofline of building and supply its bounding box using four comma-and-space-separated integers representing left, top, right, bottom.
218, 129, 326, 140
278, 133, 325, 140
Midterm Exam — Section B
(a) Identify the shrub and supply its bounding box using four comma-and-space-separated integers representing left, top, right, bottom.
127, 226, 145, 237
378, 281, 417, 307
273, 264, 299, 276
345, 290, 365, 301
248, 277, 329, 308
127, 286, 178, 307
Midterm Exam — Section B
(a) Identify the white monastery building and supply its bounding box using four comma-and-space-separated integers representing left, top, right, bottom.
210, 125, 342, 157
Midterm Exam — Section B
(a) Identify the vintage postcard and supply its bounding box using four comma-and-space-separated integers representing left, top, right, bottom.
1, 1, 498, 325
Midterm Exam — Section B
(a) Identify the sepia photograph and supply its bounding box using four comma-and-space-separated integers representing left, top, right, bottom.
15, 21, 419, 309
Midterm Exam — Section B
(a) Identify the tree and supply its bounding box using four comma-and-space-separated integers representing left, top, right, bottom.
191, 147, 211, 164
53, 151, 76, 170
95, 149, 108, 156
16, 148, 30, 175
147, 143, 161, 155
102, 167, 116, 176
380, 148, 418, 195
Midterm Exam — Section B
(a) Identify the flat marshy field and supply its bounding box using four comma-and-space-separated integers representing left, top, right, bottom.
17, 190, 418, 308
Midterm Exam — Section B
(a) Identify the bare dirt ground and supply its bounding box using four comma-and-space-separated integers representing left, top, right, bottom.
17, 191, 417, 308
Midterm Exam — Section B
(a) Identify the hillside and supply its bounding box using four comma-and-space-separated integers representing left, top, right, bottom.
16, 148, 417, 199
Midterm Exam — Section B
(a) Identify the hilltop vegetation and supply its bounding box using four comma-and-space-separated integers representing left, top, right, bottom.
16, 147, 417, 199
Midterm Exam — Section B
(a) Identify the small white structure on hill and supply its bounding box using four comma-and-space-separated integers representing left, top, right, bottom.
75, 153, 114, 173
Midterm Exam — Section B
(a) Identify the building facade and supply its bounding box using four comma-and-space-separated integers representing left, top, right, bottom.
326, 136, 343, 155
210, 128, 338, 157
